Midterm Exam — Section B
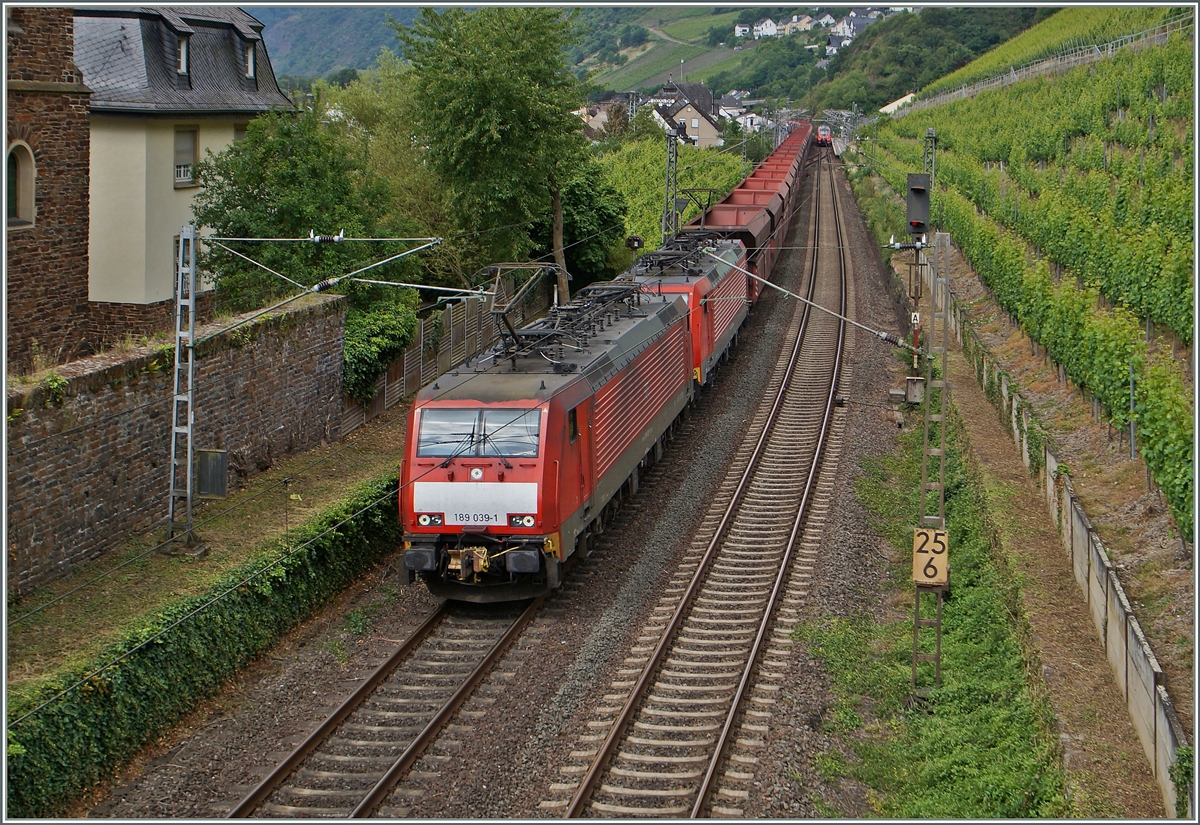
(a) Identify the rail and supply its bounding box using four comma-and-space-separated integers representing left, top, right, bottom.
229, 597, 543, 818
562, 148, 847, 818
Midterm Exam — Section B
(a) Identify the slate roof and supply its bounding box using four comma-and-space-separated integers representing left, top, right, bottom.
74, 6, 290, 115
659, 101, 720, 132
660, 81, 716, 117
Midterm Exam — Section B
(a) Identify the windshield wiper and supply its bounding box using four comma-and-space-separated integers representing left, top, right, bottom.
480, 429, 514, 469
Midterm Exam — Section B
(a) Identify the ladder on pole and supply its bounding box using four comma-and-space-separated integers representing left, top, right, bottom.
168, 225, 196, 540
913, 232, 952, 692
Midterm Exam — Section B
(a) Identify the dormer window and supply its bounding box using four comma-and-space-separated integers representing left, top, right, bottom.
244, 42, 255, 78
176, 34, 189, 74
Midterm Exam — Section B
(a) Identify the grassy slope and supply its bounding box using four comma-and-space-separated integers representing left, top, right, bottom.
6, 403, 410, 698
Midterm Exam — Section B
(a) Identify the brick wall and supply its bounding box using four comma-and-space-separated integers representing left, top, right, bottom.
6, 295, 345, 594
88, 292, 217, 352
6, 7, 93, 370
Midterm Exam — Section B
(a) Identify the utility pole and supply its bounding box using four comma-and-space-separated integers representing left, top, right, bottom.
924, 127, 938, 191
662, 124, 679, 243
168, 225, 197, 542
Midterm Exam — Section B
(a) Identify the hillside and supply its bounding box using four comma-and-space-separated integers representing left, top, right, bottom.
800, 7, 1053, 113
849, 20, 1195, 714
253, 6, 417, 78
256, 5, 806, 92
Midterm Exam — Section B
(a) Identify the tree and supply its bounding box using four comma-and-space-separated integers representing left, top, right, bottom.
192, 103, 402, 312
325, 67, 360, 88
331, 49, 487, 288
530, 163, 628, 290
395, 7, 587, 301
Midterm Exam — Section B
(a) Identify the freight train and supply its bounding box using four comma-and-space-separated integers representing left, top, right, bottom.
400, 122, 813, 601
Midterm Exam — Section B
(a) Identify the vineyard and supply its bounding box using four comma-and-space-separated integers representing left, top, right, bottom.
923, 7, 1177, 97
855, 30, 1193, 536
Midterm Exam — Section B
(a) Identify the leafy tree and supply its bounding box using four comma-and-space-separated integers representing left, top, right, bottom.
325, 67, 359, 88
192, 103, 401, 312
707, 25, 727, 48
395, 7, 588, 301
330, 49, 484, 289
530, 163, 628, 290
618, 24, 648, 49
193, 100, 422, 400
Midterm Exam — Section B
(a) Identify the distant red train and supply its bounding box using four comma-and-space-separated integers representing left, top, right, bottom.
816, 124, 833, 146
400, 122, 813, 601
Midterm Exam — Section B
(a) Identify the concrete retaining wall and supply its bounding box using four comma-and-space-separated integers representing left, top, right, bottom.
948, 293, 1192, 817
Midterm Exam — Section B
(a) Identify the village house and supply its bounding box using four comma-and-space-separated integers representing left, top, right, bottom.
733, 22, 750, 38
833, 14, 879, 39
647, 81, 723, 149
826, 34, 851, 55
752, 18, 778, 39
780, 15, 815, 35
73, 6, 290, 349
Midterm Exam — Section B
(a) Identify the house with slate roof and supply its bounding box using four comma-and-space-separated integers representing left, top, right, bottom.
73, 6, 290, 346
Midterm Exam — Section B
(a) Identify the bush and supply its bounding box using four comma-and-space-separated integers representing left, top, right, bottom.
342, 295, 420, 405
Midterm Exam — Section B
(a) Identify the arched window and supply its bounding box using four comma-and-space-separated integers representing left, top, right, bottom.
6, 142, 35, 227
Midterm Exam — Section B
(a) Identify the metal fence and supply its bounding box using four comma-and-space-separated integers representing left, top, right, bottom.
896, 11, 1195, 118
339, 276, 549, 436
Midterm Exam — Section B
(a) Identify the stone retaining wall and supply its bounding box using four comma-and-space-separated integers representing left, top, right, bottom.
6, 295, 345, 594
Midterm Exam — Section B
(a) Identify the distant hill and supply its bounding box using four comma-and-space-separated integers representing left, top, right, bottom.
252, 5, 793, 85
252, 7, 417, 78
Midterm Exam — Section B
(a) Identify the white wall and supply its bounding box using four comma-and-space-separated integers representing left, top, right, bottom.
90, 116, 238, 304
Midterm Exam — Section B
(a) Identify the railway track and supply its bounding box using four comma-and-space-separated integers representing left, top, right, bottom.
228, 598, 541, 818
541, 149, 852, 818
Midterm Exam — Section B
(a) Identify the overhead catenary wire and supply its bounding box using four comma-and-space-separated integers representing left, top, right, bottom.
703, 251, 912, 352
192, 239, 441, 347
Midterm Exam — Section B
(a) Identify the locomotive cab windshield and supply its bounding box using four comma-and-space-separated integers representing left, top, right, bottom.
416, 408, 541, 459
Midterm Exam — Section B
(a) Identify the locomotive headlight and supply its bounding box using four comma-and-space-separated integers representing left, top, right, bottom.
418, 514, 431, 526
522, 515, 536, 528
469, 467, 484, 481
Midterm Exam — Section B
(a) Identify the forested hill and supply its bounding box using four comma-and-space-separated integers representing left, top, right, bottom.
801, 7, 1056, 112
252, 7, 417, 78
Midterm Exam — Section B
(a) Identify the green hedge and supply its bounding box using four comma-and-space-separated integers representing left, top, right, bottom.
5, 474, 402, 818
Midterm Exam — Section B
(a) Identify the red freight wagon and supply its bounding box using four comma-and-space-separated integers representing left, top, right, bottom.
687, 121, 812, 299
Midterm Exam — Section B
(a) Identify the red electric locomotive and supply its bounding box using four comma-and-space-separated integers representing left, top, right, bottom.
631, 237, 749, 386
816, 124, 832, 146
400, 280, 693, 601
